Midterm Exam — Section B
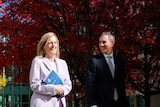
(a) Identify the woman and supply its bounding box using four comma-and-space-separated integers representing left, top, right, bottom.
30, 32, 72, 107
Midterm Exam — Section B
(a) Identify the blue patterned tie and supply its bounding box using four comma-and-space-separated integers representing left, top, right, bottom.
107, 56, 118, 100
107, 56, 114, 77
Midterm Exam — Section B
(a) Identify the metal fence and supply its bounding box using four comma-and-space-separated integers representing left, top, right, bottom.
0, 84, 145, 107
0, 84, 31, 107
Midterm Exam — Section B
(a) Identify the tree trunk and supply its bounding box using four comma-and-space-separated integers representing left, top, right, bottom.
144, 50, 151, 107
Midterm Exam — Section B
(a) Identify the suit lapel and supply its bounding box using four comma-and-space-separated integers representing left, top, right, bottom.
98, 53, 114, 79
42, 58, 61, 74
113, 54, 118, 79
42, 57, 52, 72
54, 58, 60, 73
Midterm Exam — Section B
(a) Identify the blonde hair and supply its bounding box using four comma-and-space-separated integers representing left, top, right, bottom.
37, 32, 60, 58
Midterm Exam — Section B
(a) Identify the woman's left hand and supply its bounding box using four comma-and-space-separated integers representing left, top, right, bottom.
55, 85, 64, 95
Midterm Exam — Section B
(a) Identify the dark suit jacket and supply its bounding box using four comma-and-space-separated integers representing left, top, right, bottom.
86, 53, 129, 107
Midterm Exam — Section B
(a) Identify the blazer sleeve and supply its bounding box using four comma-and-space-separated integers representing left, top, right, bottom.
86, 57, 97, 106
29, 58, 57, 96
59, 60, 72, 96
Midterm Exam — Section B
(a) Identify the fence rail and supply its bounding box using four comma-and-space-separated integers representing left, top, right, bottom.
0, 85, 145, 107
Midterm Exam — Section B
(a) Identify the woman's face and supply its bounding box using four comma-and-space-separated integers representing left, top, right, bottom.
44, 36, 58, 56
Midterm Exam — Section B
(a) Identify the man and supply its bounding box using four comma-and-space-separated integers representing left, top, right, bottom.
86, 32, 129, 107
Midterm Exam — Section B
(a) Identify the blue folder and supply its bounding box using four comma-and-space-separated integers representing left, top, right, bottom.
44, 70, 63, 85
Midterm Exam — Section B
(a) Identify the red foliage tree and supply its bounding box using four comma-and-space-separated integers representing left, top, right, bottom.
0, 0, 160, 107
110, 1, 160, 107
0, 0, 109, 106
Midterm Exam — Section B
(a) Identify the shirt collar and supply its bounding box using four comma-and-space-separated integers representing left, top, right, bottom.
103, 52, 113, 58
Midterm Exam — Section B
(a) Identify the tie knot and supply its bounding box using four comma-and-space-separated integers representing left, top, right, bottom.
107, 56, 112, 59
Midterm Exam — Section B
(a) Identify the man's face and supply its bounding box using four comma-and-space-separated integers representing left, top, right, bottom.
99, 35, 115, 55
